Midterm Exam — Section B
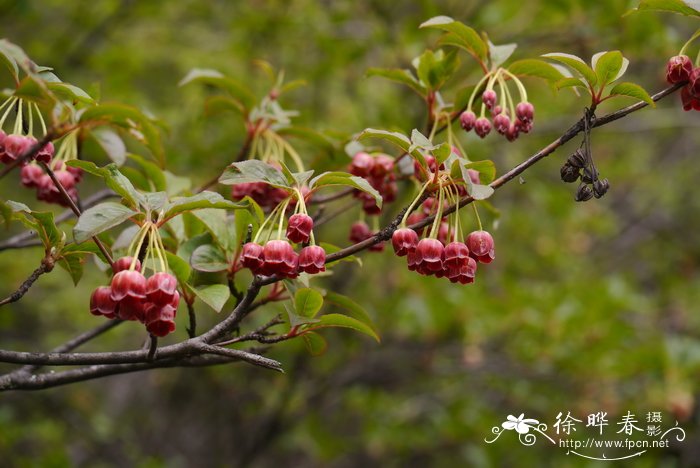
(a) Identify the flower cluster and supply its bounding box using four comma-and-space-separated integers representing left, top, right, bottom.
0, 97, 83, 207
349, 151, 397, 215
390, 180, 496, 284
90, 225, 180, 337
459, 68, 534, 141
666, 55, 700, 111
240, 195, 327, 277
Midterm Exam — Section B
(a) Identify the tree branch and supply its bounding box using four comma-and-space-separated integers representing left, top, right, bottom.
0, 84, 681, 391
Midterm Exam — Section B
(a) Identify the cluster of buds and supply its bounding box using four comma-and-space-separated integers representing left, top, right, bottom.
231, 181, 290, 210
90, 224, 179, 337
21, 160, 83, 206
459, 68, 534, 141
560, 148, 609, 201
390, 180, 495, 283
666, 55, 700, 111
0, 96, 83, 206
240, 188, 327, 277
349, 151, 396, 215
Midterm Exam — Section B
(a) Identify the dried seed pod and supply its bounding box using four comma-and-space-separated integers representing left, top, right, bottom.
575, 183, 594, 202
560, 164, 581, 183
567, 149, 587, 169
593, 178, 610, 198
581, 167, 598, 184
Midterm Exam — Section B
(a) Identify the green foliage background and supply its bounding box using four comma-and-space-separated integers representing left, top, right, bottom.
1, 0, 700, 466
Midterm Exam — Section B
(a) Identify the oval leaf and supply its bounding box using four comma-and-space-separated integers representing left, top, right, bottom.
73, 202, 137, 244
608, 82, 655, 107
295, 288, 324, 318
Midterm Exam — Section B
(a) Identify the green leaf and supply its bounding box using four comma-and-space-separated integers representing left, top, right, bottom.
295, 288, 324, 318
420, 16, 487, 62
465, 160, 497, 184
79, 103, 164, 165
467, 183, 495, 200
413, 49, 460, 90
73, 202, 137, 244
0, 39, 19, 81
301, 332, 328, 356
129, 153, 167, 191
179, 68, 256, 110
58, 253, 86, 286
4, 201, 63, 249
47, 82, 94, 104
324, 291, 377, 335
190, 244, 229, 272
366, 67, 427, 96
218, 160, 291, 188
542, 53, 597, 87
556, 77, 590, 91
66, 160, 145, 209
593, 50, 624, 87
192, 284, 230, 312
309, 172, 382, 209
165, 251, 192, 283
357, 128, 426, 167
89, 128, 126, 165
508, 59, 565, 82
192, 208, 236, 251
488, 41, 517, 68
304, 313, 380, 342
142, 192, 168, 212
608, 82, 655, 107
634, 0, 700, 16
163, 191, 248, 221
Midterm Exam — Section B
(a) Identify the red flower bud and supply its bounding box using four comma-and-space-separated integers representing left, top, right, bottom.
406, 212, 427, 236
262, 240, 298, 277
493, 113, 510, 135
298, 245, 326, 274
112, 256, 142, 273
35, 141, 54, 164
515, 102, 535, 123
349, 221, 372, 243
117, 296, 146, 322
349, 152, 375, 177
446, 257, 477, 284
474, 118, 492, 138
286, 213, 314, 244
688, 67, 700, 98
241, 242, 265, 272
1, 134, 31, 164
144, 291, 179, 337
444, 242, 470, 269
666, 55, 693, 84
90, 286, 117, 318
466, 230, 495, 264
459, 110, 477, 131
482, 89, 497, 109
146, 272, 178, 305
110, 270, 147, 302
415, 238, 445, 275
391, 228, 418, 256
370, 154, 394, 177
20, 164, 43, 188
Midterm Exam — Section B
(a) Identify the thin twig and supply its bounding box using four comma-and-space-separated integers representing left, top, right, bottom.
38, 162, 114, 267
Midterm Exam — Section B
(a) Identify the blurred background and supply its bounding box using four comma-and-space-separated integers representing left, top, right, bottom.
1, 0, 700, 466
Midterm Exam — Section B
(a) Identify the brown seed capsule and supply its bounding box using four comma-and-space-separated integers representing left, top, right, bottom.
567, 149, 587, 169
575, 184, 594, 202
560, 164, 580, 183
593, 178, 610, 198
